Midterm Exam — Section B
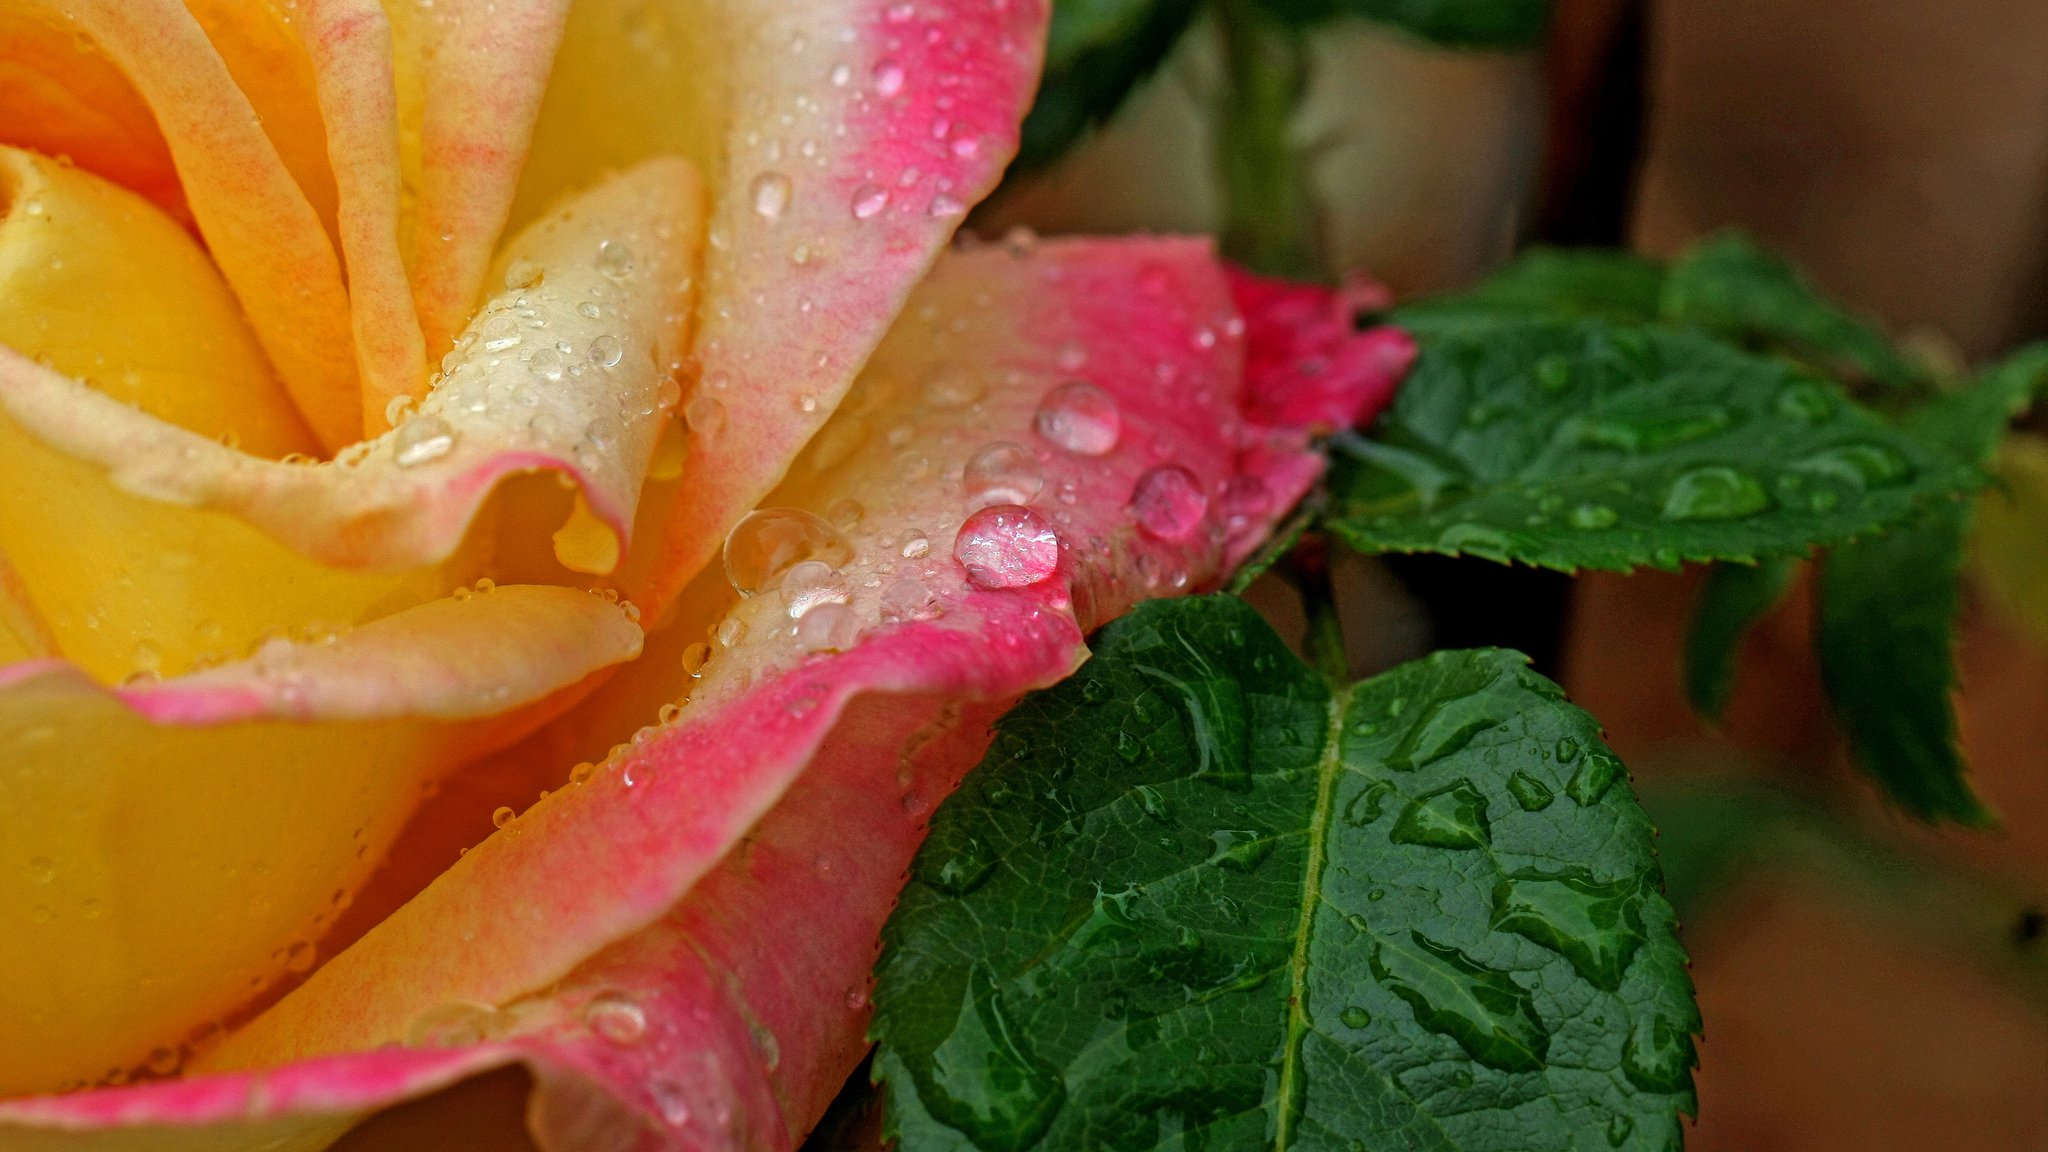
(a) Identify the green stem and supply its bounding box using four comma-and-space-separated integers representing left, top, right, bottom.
1285, 535, 1349, 684
1213, 0, 1320, 277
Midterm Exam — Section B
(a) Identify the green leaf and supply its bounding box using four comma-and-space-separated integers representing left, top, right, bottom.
1323, 317, 1975, 573
1251, 0, 1550, 48
872, 595, 1698, 1152
1659, 233, 1921, 390
1808, 346, 2048, 825
1015, 0, 1205, 172
1396, 247, 1667, 331
1683, 557, 1799, 721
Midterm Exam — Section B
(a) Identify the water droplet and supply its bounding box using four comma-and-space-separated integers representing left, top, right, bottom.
826, 498, 864, 530
796, 602, 861, 652
873, 60, 906, 96
1662, 466, 1769, 521
1033, 381, 1120, 456
1775, 381, 1832, 422
284, 940, 316, 973
1566, 747, 1625, 805
1434, 522, 1530, 561
1114, 729, 1143, 763
584, 992, 648, 1044
480, 313, 521, 352
1343, 780, 1395, 826
850, 184, 890, 219
1792, 443, 1913, 490
1569, 503, 1618, 530
750, 171, 793, 219
1578, 406, 1732, 452
964, 442, 1043, 508
406, 1002, 505, 1048
596, 238, 634, 278
928, 194, 966, 218
783, 559, 851, 618
1207, 828, 1275, 872
392, 415, 456, 467
1080, 678, 1112, 705
1622, 1007, 1696, 1093
569, 762, 596, 784
1606, 1114, 1635, 1147
1340, 1005, 1372, 1029
920, 831, 997, 895
1535, 353, 1572, 393
724, 508, 853, 595
1134, 784, 1170, 822
1369, 930, 1548, 1072
1129, 465, 1207, 540
905, 967, 1066, 1152
502, 258, 543, 289
27, 855, 54, 883
954, 505, 1060, 590
1491, 868, 1645, 991
587, 334, 623, 368
715, 616, 747, 648
527, 346, 565, 381
920, 364, 983, 407
1507, 772, 1554, 811
1389, 781, 1492, 850
881, 577, 941, 622
684, 393, 727, 436
1555, 736, 1580, 763
145, 1046, 183, 1077
901, 531, 931, 558
492, 806, 516, 829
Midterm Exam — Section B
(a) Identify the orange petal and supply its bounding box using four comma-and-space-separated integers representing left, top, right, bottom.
46, 0, 361, 449
0, 584, 643, 1095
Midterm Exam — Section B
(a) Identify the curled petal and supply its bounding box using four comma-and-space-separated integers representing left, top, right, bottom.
0, 585, 643, 1095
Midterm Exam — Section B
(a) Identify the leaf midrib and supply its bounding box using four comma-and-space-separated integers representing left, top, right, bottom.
1272, 681, 1351, 1152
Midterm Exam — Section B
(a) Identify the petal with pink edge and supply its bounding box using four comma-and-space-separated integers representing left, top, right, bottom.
0, 238, 1407, 1148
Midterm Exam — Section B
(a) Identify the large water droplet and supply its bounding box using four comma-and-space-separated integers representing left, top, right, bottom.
1491, 868, 1645, 991
1341, 1005, 1372, 1029
1206, 828, 1275, 872
1577, 406, 1732, 452
1792, 443, 1913, 490
1379, 680, 1511, 772
750, 171, 793, 220
406, 1002, 506, 1048
907, 968, 1066, 1152
1662, 466, 1769, 521
850, 183, 890, 219
964, 442, 1044, 508
1034, 380, 1120, 456
1129, 465, 1207, 540
595, 238, 634, 279
795, 602, 861, 652
684, 393, 726, 435
392, 415, 456, 467
881, 577, 941, 622
783, 559, 851, 618
1566, 747, 1626, 805
1138, 654, 1250, 790
954, 505, 1060, 589
1506, 771, 1554, 811
1622, 1008, 1696, 1093
723, 508, 853, 596
584, 991, 648, 1044
1389, 781, 1492, 850
1369, 931, 1549, 1072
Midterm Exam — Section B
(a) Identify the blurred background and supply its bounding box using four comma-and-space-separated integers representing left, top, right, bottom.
969, 1, 2048, 1148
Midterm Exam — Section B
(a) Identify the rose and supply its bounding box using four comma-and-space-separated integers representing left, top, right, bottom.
0, 0, 1409, 1145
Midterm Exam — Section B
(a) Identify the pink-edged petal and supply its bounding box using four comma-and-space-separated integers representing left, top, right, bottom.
0, 584, 642, 1095
0, 238, 1366, 1148
0, 156, 702, 576
391, 0, 574, 366
44, 0, 362, 450
299, 0, 430, 431
1228, 265, 1415, 433
643, 0, 1048, 615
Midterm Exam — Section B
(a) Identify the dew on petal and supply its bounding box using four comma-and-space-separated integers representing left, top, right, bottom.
1130, 464, 1207, 540
920, 364, 983, 408
783, 559, 852, 618
503, 258, 543, 289
723, 508, 853, 596
954, 504, 1061, 590
715, 616, 747, 648
392, 416, 456, 467
796, 602, 861, 651
587, 334, 624, 368
963, 441, 1043, 508
684, 393, 727, 435
750, 171, 793, 220
880, 577, 941, 622
584, 992, 648, 1044
827, 498, 865, 529
901, 530, 930, 558
850, 184, 890, 219
1034, 380, 1120, 456
681, 642, 710, 676
596, 238, 634, 278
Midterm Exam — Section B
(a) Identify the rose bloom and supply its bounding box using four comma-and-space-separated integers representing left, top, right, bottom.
0, 0, 1408, 1146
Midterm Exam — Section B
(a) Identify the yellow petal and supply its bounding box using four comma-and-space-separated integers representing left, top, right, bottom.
48, 0, 363, 449
0, 584, 643, 1095
1974, 431, 2048, 649
0, 157, 702, 682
